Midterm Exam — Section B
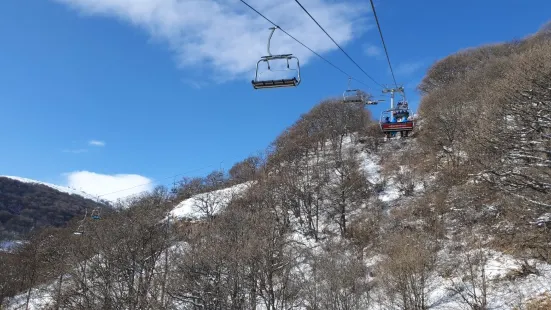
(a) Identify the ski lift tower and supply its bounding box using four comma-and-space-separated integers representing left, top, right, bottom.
382, 86, 405, 121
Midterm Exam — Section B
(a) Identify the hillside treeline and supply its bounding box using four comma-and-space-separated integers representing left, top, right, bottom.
1, 24, 551, 309
413, 23, 551, 259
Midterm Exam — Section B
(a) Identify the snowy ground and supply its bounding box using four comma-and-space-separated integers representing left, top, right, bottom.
432, 250, 551, 309
169, 181, 254, 220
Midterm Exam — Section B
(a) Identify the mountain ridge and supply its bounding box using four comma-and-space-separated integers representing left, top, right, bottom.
0, 175, 104, 203
0, 176, 110, 240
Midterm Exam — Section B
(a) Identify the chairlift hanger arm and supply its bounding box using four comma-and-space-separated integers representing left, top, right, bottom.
262, 27, 293, 60
267, 26, 278, 57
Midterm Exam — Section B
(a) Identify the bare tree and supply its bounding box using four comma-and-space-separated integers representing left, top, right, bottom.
326, 150, 371, 237
377, 232, 438, 310
0, 252, 20, 307
306, 241, 373, 310
446, 249, 489, 310
59, 189, 173, 309
172, 176, 204, 201
229, 155, 262, 183
473, 39, 551, 207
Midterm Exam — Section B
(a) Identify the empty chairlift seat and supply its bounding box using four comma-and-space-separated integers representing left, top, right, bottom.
343, 90, 366, 104
251, 27, 301, 90
342, 78, 370, 104
252, 55, 301, 89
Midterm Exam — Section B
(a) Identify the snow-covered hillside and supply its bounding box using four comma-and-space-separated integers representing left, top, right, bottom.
0, 175, 104, 203
3, 134, 551, 310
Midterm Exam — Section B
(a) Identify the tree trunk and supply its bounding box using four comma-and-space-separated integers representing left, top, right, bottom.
56, 273, 64, 310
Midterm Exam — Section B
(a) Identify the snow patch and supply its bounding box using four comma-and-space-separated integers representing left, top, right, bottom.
170, 182, 254, 220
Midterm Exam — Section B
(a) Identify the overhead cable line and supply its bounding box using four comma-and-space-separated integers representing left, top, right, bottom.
239, 0, 372, 88
293, 0, 383, 88
93, 3, 393, 202
368, 0, 398, 88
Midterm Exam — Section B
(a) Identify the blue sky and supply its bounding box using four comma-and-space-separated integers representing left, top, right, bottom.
0, 0, 549, 201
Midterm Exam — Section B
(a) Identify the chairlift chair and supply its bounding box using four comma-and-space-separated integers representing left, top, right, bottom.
73, 209, 87, 235
91, 209, 100, 220
380, 108, 414, 135
343, 77, 368, 104
252, 27, 301, 89
73, 223, 84, 235
343, 90, 367, 104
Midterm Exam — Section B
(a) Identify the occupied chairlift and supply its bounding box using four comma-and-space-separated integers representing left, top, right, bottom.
380, 86, 414, 137
252, 27, 301, 89
91, 208, 101, 220
73, 207, 101, 235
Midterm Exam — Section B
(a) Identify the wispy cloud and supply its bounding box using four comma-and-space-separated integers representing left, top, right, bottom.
395, 61, 425, 76
65, 171, 154, 202
89, 140, 105, 147
364, 44, 382, 57
181, 78, 207, 90
53, 0, 371, 82
62, 148, 88, 154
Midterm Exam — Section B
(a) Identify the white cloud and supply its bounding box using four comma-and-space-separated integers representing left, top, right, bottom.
89, 140, 105, 147
364, 44, 381, 57
53, 0, 370, 81
396, 61, 425, 76
65, 171, 154, 202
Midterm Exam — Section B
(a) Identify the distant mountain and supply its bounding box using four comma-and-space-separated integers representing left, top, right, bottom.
0, 176, 110, 240
0, 176, 104, 202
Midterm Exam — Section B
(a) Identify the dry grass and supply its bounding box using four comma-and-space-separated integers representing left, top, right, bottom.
520, 291, 551, 310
